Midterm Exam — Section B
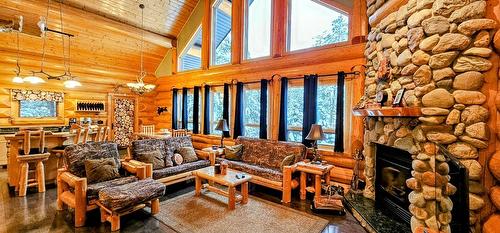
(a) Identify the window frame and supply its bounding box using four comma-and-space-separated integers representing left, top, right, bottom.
242, 0, 273, 61
11, 100, 64, 125
210, 0, 233, 67
242, 83, 266, 138
178, 25, 203, 73
285, 0, 352, 54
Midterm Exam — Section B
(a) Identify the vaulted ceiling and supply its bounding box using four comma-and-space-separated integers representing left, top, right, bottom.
0, 0, 196, 93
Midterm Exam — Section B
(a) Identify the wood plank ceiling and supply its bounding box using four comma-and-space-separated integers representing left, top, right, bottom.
0, 0, 197, 93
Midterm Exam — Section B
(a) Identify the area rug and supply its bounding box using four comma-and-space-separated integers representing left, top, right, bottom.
155, 191, 329, 233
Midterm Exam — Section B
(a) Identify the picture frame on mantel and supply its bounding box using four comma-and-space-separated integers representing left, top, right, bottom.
392, 88, 405, 107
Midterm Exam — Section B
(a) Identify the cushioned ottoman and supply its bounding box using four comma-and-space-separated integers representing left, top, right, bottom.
97, 178, 166, 231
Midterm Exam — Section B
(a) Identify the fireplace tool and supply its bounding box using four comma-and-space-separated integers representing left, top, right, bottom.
350, 147, 365, 194
311, 183, 346, 215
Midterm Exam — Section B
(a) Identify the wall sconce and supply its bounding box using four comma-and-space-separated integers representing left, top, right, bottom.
157, 106, 168, 115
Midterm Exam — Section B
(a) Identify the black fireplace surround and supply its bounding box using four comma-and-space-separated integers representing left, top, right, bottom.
374, 143, 469, 233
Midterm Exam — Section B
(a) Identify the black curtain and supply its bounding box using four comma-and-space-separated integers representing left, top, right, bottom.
193, 86, 200, 134
172, 88, 178, 130
278, 77, 288, 141
259, 79, 268, 139
334, 72, 345, 152
302, 74, 318, 147
223, 83, 230, 138
233, 82, 244, 139
181, 88, 188, 129
203, 85, 211, 135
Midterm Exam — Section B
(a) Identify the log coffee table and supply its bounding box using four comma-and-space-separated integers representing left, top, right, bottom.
193, 166, 252, 210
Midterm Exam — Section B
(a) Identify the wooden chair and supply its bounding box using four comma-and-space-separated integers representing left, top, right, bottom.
141, 125, 155, 136
93, 125, 110, 142
172, 129, 188, 137
16, 129, 51, 197
51, 124, 89, 169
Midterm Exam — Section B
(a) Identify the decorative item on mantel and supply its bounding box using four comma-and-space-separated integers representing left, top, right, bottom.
126, 4, 156, 95
305, 124, 325, 164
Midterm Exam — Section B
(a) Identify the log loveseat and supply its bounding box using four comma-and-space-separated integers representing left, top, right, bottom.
56, 142, 149, 227
128, 136, 213, 185
216, 137, 306, 203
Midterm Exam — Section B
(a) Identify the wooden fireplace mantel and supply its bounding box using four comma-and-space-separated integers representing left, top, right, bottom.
352, 107, 422, 117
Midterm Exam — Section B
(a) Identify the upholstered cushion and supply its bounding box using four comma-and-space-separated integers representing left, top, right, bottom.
86, 176, 138, 202
216, 158, 283, 182
235, 137, 305, 170
152, 160, 210, 180
176, 147, 198, 163
84, 158, 121, 184
64, 142, 121, 178
163, 136, 194, 159
98, 178, 166, 211
131, 139, 172, 168
224, 144, 243, 161
280, 154, 296, 171
173, 153, 183, 165
136, 149, 167, 169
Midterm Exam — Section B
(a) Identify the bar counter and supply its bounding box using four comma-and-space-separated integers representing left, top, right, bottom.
5, 132, 85, 187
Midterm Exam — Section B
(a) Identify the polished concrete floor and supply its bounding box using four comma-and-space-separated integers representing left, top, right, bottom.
0, 169, 366, 233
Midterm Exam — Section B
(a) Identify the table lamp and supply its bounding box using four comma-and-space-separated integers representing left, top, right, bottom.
305, 124, 325, 163
215, 119, 229, 148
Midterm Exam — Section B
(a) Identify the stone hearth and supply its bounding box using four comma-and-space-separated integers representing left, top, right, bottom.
359, 0, 496, 232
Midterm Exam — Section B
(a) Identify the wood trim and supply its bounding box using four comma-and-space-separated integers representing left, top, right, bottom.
352, 107, 422, 117
231, 0, 243, 65
271, 0, 286, 58
368, 0, 408, 27
201, 0, 212, 70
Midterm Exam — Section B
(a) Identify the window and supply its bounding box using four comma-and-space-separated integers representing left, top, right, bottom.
210, 87, 225, 134
242, 84, 261, 138
19, 100, 57, 118
286, 80, 304, 142
288, 0, 349, 51
286, 79, 337, 145
176, 94, 182, 129
186, 89, 202, 131
317, 80, 337, 145
211, 0, 232, 65
179, 26, 202, 72
244, 0, 272, 59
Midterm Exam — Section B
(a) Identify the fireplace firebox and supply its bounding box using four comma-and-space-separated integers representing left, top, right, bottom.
374, 143, 470, 233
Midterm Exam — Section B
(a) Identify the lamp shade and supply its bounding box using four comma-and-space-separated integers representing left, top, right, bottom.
215, 119, 229, 132
305, 124, 325, 141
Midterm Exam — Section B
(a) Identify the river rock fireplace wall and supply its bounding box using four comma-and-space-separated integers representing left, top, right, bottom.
359, 0, 498, 232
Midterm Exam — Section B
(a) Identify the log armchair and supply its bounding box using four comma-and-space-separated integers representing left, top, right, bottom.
215, 137, 306, 203
56, 142, 149, 227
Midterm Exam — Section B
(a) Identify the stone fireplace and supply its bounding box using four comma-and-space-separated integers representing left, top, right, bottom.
357, 1, 498, 232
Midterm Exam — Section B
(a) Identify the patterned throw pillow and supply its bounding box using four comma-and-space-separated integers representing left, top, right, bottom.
137, 149, 167, 169
224, 144, 243, 161
176, 147, 198, 163
84, 158, 120, 184
173, 153, 183, 165
280, 154, 296, 171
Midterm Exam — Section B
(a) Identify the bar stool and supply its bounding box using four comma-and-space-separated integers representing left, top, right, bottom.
16, 129, 51, 197
93, 125, 110, 142
51, 124, 89, 169
141, 125, 155, 136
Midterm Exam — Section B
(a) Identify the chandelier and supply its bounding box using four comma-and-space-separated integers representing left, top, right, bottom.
126, 4, 156, 95
12, 0, 81, 88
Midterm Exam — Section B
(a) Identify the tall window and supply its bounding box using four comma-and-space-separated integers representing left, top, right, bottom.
212, 0, 232, 65
176, 94, 182, 128
242, 84, 261, 138
244, 0, 271, 59
286, 79, 337, 145
317, 80, 337, 145
179, 26, 202, 72
210, 86, 225, 134
286, 80, 304, 142
288, 0, 349, 51
186, 90, 194, 130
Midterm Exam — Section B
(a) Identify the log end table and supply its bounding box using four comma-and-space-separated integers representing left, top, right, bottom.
296, 161, 334, 202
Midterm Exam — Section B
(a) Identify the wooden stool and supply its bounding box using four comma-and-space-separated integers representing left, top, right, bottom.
16, 129, 51, 197
172, 129, 188, 137
93, 125, 110, 142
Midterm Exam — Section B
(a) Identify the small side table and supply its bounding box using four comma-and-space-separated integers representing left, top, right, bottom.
296, 161, 334, 202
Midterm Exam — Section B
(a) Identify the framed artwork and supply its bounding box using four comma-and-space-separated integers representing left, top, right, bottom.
393, 88, 405, 107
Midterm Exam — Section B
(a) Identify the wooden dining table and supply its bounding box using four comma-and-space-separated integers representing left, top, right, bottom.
5, 132, 89, 187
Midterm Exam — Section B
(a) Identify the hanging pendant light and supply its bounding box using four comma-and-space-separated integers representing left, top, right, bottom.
127, 4, 156, 95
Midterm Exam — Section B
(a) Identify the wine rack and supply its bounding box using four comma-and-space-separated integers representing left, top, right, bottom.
76, 100, 106, 112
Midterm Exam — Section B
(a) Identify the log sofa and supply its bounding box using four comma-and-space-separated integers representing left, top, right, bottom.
216, 137, 306, 203
56, 142, 150, 227
128, 136, 213, 186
